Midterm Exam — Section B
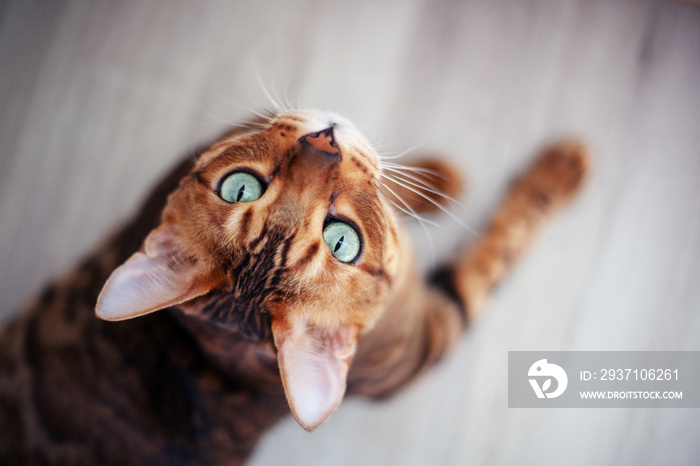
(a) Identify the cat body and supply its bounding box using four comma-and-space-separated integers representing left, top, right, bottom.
0, 109, 588, 464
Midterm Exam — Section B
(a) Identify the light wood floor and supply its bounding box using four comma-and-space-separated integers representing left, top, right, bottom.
1, 0, 699, 464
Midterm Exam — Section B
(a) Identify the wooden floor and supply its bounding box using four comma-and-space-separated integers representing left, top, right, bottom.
1, 0, 699, 464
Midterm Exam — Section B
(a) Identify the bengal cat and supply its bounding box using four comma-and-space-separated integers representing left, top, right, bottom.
0, 109, 588, 465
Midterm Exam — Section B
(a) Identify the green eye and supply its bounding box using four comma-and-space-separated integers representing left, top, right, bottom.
219, 172, 263, 203
323, 221, 361, 263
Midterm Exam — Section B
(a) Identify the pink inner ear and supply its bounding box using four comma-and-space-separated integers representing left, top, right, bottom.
95, 224, 212, 321
273, 319, 357, 431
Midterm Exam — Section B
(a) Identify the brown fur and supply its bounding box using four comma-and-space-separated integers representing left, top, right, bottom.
0, 110, 588, 464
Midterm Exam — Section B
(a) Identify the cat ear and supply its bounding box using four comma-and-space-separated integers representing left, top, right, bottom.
272, 318, 358, 431
96, 223, 214, 321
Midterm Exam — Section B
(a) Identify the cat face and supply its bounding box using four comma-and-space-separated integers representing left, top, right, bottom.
180, 110, 399, 336
96, 110, 402, 430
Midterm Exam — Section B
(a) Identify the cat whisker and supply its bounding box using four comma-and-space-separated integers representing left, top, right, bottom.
199, 87, 276, 124
193, 102, 269, 134
271, 79, 289, 114
377, 181, 439, 228
294, 95, 307, 111
380, 167, 465, 209
381, 173, 476, 237
376, 144, 425, 161
379, 162, 448, 180
255, 69, 285, 114
282, 80, 295, 113
190, 103, 252, 162
244, 82, 280, 121
262, 107, 280, 121
226, 100, 277, 124
381, 166, 444, 195
366, 132, 387, 153
377, 180, 437, 261
193, 104, 236, 127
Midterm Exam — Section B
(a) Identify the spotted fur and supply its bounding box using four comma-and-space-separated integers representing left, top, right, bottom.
0, 109, 588, 464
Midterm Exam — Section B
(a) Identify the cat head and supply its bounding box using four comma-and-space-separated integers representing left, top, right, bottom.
96, 109, 460, 430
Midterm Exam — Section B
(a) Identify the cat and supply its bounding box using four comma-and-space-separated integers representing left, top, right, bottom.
0, 108, 588, 465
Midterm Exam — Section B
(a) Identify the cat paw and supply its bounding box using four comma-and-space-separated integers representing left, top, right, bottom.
523, 140, 590, 206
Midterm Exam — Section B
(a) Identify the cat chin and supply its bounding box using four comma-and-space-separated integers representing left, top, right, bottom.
173, 303, 274, 342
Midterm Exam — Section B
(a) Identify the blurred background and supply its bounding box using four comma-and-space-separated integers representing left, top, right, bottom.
1, 0, 699, 464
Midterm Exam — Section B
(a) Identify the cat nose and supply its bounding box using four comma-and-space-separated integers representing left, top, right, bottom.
300, 125, 340, 156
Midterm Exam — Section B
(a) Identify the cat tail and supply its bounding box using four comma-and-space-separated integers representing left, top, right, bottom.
429, 140, 590, 328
